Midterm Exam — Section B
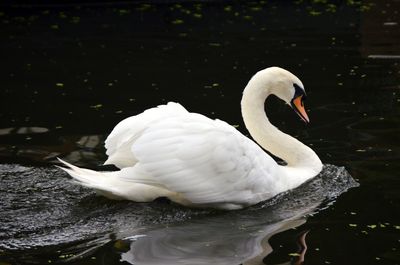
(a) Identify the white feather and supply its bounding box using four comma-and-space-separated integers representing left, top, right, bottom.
104, 102, 188, 168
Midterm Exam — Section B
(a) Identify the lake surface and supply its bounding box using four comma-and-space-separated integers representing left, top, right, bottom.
0, 1, 399, 264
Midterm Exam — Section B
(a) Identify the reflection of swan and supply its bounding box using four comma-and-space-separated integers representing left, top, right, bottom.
59, 67, 322, 209
119, 197, 319, 265
120, 215, 309, 265
116, 165, 357, 265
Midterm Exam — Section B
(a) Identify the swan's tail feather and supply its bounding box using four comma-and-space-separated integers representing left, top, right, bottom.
57, 158, 176, 202
57, 158, 125, 199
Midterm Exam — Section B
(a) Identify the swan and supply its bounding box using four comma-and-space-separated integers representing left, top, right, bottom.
58, 67, 323, 210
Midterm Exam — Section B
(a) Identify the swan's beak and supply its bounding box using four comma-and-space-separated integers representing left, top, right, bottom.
291, 95, 310, 123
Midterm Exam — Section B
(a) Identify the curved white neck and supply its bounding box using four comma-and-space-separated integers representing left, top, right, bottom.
241, 74, 322, 178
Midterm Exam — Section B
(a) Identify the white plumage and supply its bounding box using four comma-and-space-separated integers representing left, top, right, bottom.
59, 67, 323, 210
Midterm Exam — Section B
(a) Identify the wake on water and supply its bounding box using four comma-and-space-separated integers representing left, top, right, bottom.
0, 163, 358, 263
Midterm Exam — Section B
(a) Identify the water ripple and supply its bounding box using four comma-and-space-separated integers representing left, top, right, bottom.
0, 164, 358, 264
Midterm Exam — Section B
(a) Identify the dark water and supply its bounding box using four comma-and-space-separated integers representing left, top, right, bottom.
0, 1, 399, 264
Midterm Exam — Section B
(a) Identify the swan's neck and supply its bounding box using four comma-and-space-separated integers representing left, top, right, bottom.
241, 76, 322, 179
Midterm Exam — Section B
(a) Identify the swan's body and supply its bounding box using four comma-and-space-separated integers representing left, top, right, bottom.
59, 67, 322, 210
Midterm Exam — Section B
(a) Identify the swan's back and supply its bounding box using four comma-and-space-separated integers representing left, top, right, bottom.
104, 102, 188, 168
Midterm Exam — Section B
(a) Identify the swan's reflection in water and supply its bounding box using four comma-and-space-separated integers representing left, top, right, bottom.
118, 165, 357, 265
120, 203, 315, 265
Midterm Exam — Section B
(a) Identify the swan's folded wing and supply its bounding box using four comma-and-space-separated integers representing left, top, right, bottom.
104, 102, 188, 168
131, 113, 280, 208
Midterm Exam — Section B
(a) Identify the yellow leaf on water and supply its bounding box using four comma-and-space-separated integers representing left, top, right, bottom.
90, 104, 103, 109
172, 19, 184, 25
224, 6, 232, 12
209, 43, 221, 47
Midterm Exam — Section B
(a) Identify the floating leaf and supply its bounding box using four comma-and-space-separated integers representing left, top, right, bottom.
71, 16, 80, 23
360, 5, 371, 12
209, 43, 221, 47
224, 6, 232, 12
250, 7, 262, 12
136, 4, 152, 11
193, 13, 202, 18
309, 10, 321, 16
119, 9, 131, 15
90, 104, 103, 109
326, 4, 337, 12
172, 19, 184, 25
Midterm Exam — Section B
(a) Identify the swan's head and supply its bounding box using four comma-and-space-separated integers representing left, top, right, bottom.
252, 67, 310, 123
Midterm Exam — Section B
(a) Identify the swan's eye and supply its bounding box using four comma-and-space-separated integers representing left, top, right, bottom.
293, 83, 306, 100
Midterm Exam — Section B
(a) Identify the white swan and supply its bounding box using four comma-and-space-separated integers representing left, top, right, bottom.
59, 67, 322, 210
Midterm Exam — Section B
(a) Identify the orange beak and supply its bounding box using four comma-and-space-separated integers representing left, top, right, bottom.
292, 95, 310, 123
